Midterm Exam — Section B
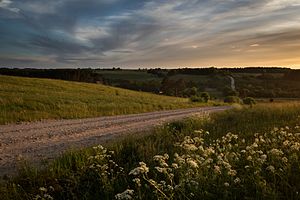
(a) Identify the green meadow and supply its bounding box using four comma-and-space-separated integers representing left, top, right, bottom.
2, 102, 300, 199
0, 75, 209, 125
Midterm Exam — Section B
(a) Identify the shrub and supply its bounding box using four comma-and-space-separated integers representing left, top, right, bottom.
243, 97, 256, 106
223, 87, 239, 96
200, 92, 210, 103
183, 87, 198, 97
190, 95, 204, 103
224, 96, 241, 104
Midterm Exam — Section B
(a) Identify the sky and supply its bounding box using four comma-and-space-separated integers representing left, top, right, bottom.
0, 0, 300, 68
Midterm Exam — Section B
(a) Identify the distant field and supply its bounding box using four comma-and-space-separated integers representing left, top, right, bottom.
0, 75, 209, 124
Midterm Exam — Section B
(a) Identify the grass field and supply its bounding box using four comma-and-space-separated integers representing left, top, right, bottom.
1, 102, 300, 199
0, 75, 210, 125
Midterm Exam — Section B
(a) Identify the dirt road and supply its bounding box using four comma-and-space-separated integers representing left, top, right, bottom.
0, 106, 230, 176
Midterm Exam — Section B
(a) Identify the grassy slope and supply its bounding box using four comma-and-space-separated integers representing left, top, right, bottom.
0, 75, 208, 125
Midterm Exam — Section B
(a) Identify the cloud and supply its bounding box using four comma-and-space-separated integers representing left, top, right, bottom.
0, 0, 300, 67
0, 0, 19, 12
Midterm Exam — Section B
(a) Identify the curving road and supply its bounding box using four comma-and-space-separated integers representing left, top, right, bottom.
0, 106, 230, 176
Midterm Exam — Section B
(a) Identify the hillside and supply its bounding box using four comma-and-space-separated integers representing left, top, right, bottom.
0, 75, 207, 124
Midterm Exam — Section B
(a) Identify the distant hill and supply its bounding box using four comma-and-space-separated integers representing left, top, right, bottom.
1, 67, 299, 99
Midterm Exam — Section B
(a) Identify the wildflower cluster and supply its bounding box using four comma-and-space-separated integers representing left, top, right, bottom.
115, 189, 134, 200
33, 186, 54, 200
83, 145, 124, 184
120, 126, 300, 199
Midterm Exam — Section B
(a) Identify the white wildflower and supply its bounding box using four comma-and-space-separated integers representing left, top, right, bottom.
256, 150, 263, 154
291, 142, 300, 151
172, 163, 179, 169
247, 156, 252, 161
194, 130, 203, 134
214, 165, 221, 174
203, 158, 213, 166
155, 167, 168, 174
282, 157, 288, 163
268, 149, 284, 156
187, 158, 198, 168
174, 153, 185, 163
260, 154, 267, 161
252, 143, 258, 148
234, 177, 241, 184
184, 144, 198, 151
129, 162, 149, 176
193, 137, 204, 143
223, 162, 232, 170
228, 169, 237, 177
133, 178, 141, 187
115, 189, 134, 200
204, 147, 215, 156
224, 182, 230, 187
283, 140, 290, 146
39, 187, 47, 192
266, 165, 275, 173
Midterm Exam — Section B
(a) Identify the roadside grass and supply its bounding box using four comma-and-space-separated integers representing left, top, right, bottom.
1, 102, 300, 199
0, 75, 212, 125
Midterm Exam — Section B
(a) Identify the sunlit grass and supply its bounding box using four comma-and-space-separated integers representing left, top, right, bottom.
0, 75, 209, 124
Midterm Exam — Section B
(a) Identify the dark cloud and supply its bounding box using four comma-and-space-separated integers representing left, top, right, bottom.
30, 34, 89, 54
0, 0, 300, 68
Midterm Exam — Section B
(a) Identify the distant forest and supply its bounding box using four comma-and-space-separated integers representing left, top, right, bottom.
1, 67, 300, 99
0, 67, 294, 81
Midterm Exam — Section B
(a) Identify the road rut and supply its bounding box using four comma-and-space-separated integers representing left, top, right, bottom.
0, 106, 230, 176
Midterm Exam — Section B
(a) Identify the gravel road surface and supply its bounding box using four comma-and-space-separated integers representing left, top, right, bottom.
0, 106, 230, 176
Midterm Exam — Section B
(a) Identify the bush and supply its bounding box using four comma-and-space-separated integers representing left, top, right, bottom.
224, 96, 241, 104
200, 92, 210, 103
190, 95, 204, 102
183, 87, 198, 97
243, 97, 256, 106
223, 87, 239, 96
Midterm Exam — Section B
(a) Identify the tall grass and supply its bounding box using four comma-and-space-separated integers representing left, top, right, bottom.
1, 102, 300, 199
203, 102, 300, 140
0, 75, 209, 124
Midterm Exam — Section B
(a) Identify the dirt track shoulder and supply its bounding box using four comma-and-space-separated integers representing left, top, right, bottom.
0, 106, 230, 176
